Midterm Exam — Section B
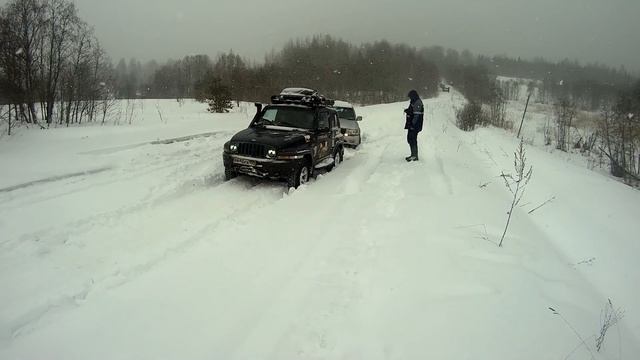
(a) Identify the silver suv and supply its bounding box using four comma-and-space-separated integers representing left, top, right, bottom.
332, 100, 362, 148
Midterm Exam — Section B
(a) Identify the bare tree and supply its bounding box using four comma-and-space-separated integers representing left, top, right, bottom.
554, 98, 577, 151
598, 83, 640, 181
3, 0, 47, 125
543, 117, 553, 146
41, 0, 78, 124
488, 83, 508, 129
97, 81, 117, 125
0, 104, 12, 135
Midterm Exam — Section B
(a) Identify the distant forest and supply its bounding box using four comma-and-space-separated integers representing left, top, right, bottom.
1, 0, 638, 130
113, 39, 636, 111
114, 37, 441, 105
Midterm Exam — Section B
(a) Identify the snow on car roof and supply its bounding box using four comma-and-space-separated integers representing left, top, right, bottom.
332, 100, 353, 108
280, 88, 317, 96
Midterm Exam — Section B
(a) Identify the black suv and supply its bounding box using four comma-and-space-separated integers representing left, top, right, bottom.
223, 88, 345, 188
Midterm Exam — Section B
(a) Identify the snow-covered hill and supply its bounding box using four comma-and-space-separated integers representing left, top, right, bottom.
1, 94, 638, 359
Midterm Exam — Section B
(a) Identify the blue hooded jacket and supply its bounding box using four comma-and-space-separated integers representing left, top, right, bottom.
404, 90, 424, 132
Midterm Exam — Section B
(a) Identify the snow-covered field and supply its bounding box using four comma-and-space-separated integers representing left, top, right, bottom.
1, 94, 639, 359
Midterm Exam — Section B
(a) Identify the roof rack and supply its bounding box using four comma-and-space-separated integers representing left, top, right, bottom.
280, 88, 317, 96
271, 88, 335, 107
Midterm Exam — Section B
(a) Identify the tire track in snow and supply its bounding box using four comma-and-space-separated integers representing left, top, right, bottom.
366, 160, 408, 219
0, 140, 225, 250
0, 140, 222, 210
1, 136, 269, 342
228, 172, 392, 359
6, 180, 284, 342
339, 141, 391, 196
435, 154, 454, 196
0, 167, 113, 193
229, 129, 447, 358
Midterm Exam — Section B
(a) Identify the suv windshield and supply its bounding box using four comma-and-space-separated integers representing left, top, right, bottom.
256, 107, 315, 129
334, 107, 356, 120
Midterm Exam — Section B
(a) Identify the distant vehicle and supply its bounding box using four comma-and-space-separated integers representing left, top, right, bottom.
440, 83, 450, 92
223, 88, 345, 188
332, 100, 362, 147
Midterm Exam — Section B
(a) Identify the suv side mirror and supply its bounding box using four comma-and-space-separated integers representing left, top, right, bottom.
356, 116, 363, 121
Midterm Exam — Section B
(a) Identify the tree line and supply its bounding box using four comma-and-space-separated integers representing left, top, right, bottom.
480, 55, 633, 110
109, 36, 442, 106
159, 44, 636, 111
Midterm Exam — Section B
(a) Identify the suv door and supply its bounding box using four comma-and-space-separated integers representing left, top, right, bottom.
329, 112, 341, 151
316, 110, 332, 160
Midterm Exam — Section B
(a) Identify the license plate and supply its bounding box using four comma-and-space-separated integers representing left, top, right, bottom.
234, 158, 256, 166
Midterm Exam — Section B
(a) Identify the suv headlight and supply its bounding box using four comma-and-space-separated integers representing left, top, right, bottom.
267, 149, 277, 158
346, 129, 359, 136
229, 144, 238, 153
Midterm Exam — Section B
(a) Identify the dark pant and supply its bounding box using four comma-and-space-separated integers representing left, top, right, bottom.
407, 130, 419, 157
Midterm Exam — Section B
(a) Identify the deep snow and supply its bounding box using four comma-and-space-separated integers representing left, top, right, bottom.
0, 94, 638, 359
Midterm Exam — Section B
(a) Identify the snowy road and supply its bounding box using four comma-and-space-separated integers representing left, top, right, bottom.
1, 96, 639, 359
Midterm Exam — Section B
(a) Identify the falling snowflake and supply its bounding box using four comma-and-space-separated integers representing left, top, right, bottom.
15, 48, 24, 55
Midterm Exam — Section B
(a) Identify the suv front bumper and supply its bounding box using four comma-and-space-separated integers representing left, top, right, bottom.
343, 133, 361, 146
223, 153, 302, 180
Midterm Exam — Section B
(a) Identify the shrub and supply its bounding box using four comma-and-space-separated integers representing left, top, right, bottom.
456, 102, 486, 131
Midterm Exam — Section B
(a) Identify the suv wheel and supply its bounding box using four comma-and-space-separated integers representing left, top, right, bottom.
328, 147, 343, 172
288, 163, 310, 189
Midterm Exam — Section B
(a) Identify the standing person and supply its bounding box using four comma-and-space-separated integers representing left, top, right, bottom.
404, 89, 424, 161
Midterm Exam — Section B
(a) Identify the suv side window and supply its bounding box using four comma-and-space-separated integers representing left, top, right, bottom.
262, 108, 277, 122
318, 111, 330, 130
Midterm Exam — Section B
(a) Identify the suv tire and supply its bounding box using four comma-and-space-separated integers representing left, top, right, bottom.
288, 163, 310, 189
327, 146, 343, 172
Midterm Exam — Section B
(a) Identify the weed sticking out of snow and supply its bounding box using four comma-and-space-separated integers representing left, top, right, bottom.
549, 299, 625, 359
596, 299, 625, 353
498, 139, 533, 247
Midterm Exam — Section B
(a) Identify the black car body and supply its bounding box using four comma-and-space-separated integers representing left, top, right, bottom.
223, 89, 345, 188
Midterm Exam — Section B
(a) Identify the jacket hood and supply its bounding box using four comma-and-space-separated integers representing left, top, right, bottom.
408, 90, 420, 102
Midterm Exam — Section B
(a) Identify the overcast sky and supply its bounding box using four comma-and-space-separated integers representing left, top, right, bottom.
5, 0, 639, 71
